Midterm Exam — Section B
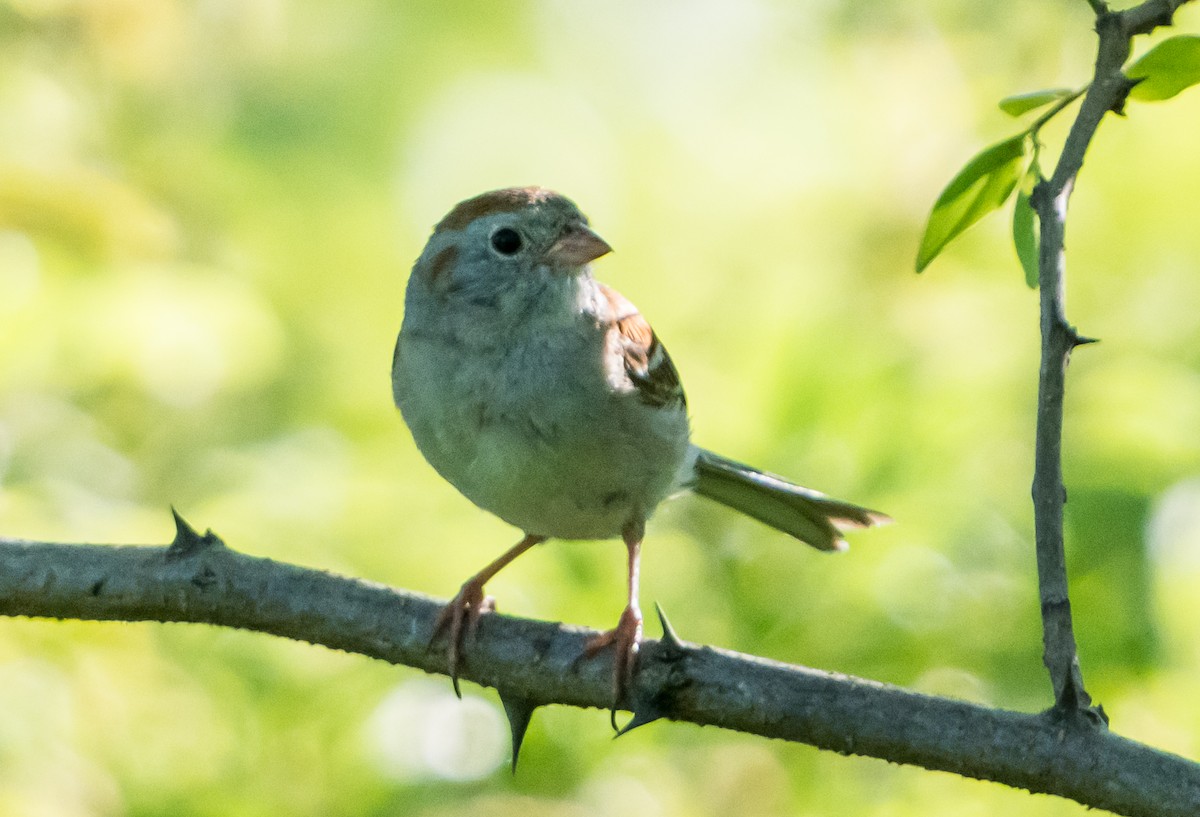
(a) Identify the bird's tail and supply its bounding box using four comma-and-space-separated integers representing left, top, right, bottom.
690, 447, 890, 552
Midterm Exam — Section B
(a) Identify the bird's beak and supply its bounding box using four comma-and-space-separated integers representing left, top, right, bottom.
544, 222, 612, 267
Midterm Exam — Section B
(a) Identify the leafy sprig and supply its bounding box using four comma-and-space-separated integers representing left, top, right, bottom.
916, 34, 1200, 281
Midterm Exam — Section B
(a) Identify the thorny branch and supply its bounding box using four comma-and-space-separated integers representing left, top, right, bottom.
0, 520, 1198, 817
1027, 0, 1192, 719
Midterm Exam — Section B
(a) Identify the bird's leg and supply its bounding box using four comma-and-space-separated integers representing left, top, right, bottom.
432, 533, 545, 697
584, 520, 645, 727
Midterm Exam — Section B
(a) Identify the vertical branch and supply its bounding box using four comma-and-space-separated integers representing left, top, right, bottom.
1028, 0, 1189, 716
1030, 175, 1095, 715
1028, 9, 1125, 718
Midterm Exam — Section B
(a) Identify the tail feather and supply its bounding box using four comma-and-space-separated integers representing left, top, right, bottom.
690, 448, 890, 552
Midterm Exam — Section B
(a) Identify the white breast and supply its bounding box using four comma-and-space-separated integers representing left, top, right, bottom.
393, 281, 691, 540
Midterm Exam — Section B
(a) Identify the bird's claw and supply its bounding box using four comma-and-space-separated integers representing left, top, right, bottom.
430, 579, 495, 697
584, 605, 643, 729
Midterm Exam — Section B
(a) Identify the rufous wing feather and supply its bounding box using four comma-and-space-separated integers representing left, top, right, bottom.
600, 284, 687, 409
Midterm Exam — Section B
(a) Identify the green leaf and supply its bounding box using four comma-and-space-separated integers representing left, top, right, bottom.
1012, 190, 1038, 288
1127, 35, 1200, 102
998, 88, 1075, 117
1012, 156, 1041, 288
916, 134, 1028, 273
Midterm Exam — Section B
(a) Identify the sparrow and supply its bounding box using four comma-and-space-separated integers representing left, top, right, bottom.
392, 186, 888, 717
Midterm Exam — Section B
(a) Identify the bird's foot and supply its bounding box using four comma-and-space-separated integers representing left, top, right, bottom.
430, 578, 495, 698
584, 604, 643, 729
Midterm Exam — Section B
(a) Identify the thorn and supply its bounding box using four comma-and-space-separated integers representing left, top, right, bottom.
614, 701, 663, 738
1063, 321, 1099, 349
167, 507, 225, 558
1053, 664, 1098, 726
498, 692, 538, 773
654, 602, 685, 650
170, 506, 199, 546
1058, 666, 1080, 712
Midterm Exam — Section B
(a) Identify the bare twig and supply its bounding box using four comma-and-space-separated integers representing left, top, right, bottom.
1029, 0, 1192, 719
0, 527, 1199, 816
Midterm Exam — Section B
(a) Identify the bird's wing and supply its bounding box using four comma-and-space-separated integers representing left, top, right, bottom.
599, 283, 687, 409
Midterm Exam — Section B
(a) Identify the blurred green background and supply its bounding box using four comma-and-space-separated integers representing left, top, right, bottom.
2, 0, 1200, 814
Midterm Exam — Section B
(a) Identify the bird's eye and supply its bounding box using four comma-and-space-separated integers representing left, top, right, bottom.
490, 227, 523, 256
